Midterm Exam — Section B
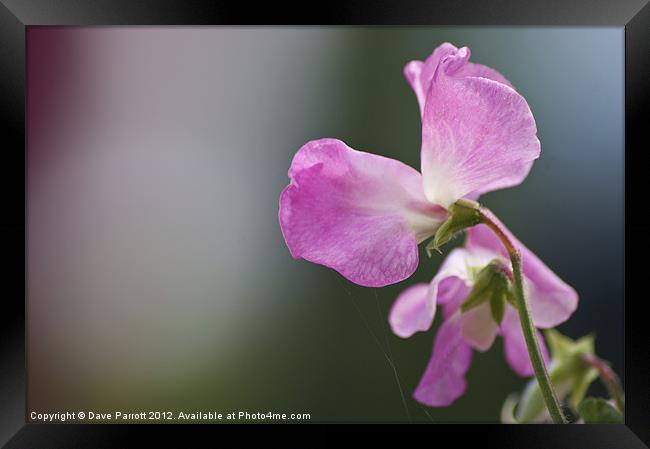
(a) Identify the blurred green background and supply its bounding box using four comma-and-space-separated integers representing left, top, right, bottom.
27, 27, 623, 422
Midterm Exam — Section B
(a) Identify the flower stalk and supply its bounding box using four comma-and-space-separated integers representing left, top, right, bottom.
454, 200, 567, 424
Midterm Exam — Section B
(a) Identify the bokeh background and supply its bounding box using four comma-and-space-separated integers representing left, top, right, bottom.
27, 27, 623, 422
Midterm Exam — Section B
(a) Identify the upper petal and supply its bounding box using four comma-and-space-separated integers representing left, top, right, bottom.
500, 305, 550, 377
466, 222, 578, 328
279, 138, 445, 287
404, 43, 513, 117
420, 54, 540, 207
456, 62, 513, 89
404, 42, 458, 116
413, 314, 473, 407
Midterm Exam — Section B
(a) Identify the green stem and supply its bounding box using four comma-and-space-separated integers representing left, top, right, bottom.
476, 206, 567, 424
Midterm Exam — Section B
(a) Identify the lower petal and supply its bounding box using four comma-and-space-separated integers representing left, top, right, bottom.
466, 222, 578, 328
440, 277, 471, 320
413, 315, 473, 407
389, 283, 434, 338
279, 139, 444, 287
460, 301, 499, 352
525, 269, 579, 329
433, 247, 496, 319
500, 306, 550, 377
389, 247, 481, 338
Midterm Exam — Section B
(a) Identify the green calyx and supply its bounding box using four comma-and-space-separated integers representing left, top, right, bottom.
513, 330, 600, 423
427, 199, 482, 254
544, 329, 599, 411
577, 397, 623, 424
460, 260, 512, 325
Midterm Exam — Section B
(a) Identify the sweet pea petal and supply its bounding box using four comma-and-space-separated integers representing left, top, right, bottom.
404, 43, 513, 117
439, 277, 471, 320
500, 306, 550, 377
279, 138, 445, 287
404, 42, 458, 116
525, 269, 579, 329
461, 301, 499, 352
388, 247, 486, 338
389, 283, 434, 338
456, 62, 513, 89
420, 53, 540, 207
466, 222, 578, 328
429, 246, 496, 318
413, 314, 473, 407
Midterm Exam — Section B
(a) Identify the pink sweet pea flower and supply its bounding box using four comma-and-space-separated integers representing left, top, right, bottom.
279, 43, 540, 287
389, 220, 578, 407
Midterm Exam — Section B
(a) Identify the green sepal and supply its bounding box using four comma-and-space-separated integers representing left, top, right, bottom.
515, 330, 600, 423
429, 199, 481, 252
460, 261, 510, 325
460, 264, 495, 313
490, 288, 506, 325
545, 329, 598, 410
577, 397, 624, 423
570, 366, 599, 411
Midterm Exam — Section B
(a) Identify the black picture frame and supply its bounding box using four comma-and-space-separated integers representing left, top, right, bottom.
1, 0, 648, 447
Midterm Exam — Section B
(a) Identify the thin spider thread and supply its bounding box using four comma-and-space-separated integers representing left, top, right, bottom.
374, 289, 412, 423
333, 274, 435, 423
